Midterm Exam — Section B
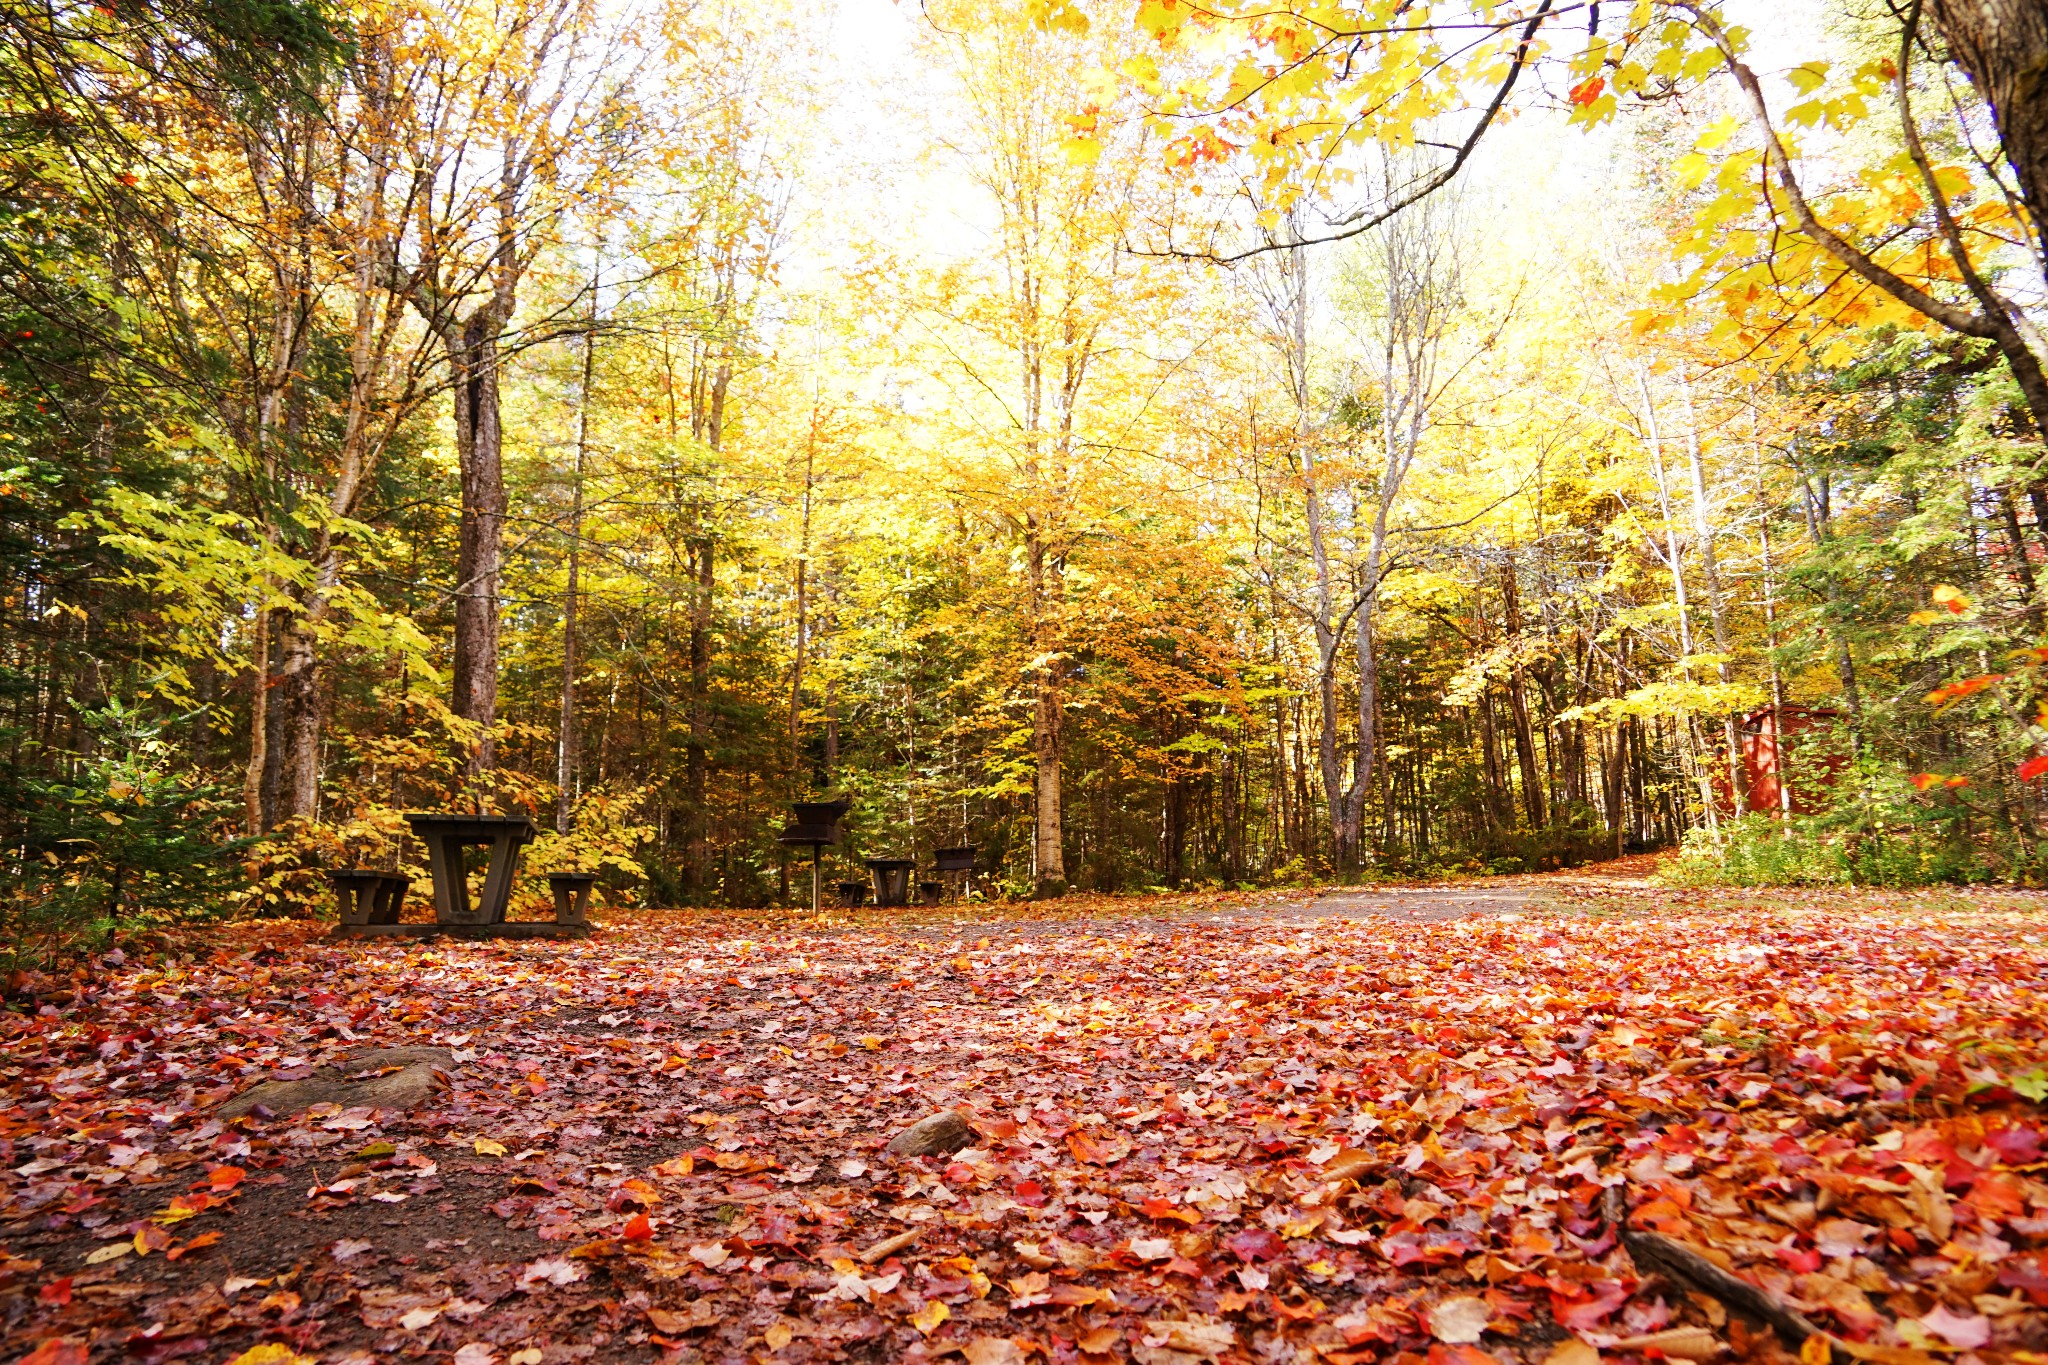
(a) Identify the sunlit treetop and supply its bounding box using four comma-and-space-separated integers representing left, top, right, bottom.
1037, 0, 2048, 441
1036, 1, 1745, 251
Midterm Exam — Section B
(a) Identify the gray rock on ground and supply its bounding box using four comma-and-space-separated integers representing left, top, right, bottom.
217, 1046, 454, 1119
886, 1109, 975, 1156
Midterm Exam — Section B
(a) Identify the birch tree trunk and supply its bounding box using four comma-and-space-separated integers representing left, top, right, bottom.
1345, 186, 1454, 855
1634, 364, 1715, 831
1681, 376, 1746, 817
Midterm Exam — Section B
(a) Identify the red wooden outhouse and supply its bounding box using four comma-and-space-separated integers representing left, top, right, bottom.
1731, 703, 1841, 815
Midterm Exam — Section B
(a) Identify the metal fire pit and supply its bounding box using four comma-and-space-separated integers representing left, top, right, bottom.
933, 846, 976, 872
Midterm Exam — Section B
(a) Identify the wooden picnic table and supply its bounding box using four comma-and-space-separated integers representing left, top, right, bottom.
405, 812, 534, 925
331, 812, 588, 939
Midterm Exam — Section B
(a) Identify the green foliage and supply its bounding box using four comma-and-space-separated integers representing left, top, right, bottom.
1665, 810, 1993, 889
524, 785, 656, 910
1, 702, 246, 972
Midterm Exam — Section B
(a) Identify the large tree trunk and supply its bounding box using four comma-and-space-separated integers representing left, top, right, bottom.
1271, 643, 1296, 855
671, 336, 718, 896
1999, 488, 2045, 633
1258, 230, 1354, 872
244, 600, 271, 833
1305, 456, 1351, 870
1928, 0, 2048, 267
275, 607, 321, 819
1603, 715, 1629, 856
1163, 767, 1185, 888
260, 613, 286, 827
449, 315, 507, 774
1477, 687, 1506, 832
1349, 564, 1381, 861
789, 423, 814, 789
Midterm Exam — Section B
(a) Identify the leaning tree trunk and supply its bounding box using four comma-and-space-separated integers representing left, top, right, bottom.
1928, 0, 2048, 269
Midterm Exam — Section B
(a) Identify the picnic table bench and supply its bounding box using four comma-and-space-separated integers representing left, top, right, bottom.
332, 871, 409, 926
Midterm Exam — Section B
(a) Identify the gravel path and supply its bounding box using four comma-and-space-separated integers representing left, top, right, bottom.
1214, 884, 1534, 922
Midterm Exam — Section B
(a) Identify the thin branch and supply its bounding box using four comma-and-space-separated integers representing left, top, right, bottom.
1130, 0, 1555, 266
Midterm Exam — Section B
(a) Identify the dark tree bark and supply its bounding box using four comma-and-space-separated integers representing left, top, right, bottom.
1477, 690, 1506, 831
557, 320, 594, 835
259, 614, 285, 827
685, 538, 713, 890
1927, 0, 2048, 267
1163, 773, 1186, 888
1603, 717, 1629, 857
2000, 487, 2045, 633
275, 609, 321, 819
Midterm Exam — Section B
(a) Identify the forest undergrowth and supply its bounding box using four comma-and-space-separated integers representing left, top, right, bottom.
4, 883, 2048, 1365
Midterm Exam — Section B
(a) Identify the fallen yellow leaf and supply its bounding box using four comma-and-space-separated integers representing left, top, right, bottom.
226, 1347, 317, 1365
1545, 1342, 1601, 1365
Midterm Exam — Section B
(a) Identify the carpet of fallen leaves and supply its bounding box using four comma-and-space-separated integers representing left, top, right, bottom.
6, 882, 2048, 1365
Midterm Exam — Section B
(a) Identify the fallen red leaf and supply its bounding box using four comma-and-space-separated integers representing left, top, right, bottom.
16, 1340, 87, 1365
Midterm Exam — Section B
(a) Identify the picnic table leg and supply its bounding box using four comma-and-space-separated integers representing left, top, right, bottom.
425, 834, 470, 922
370, 875, 408, 924
334, 877, 373, 927
475, 829, 526, 925
552, 880, 592, 927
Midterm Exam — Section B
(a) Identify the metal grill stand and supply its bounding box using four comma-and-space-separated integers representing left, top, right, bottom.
778, 799, 851, 914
